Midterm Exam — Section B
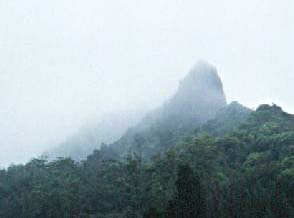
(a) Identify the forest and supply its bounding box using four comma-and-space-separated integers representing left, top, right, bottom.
0, 104, 293, 218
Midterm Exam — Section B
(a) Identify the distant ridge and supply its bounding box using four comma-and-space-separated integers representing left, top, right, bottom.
44, 110, 145, 161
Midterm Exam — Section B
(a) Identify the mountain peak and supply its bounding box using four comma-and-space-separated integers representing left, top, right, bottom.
165, 61, 227, 123
179, 61, 224, 96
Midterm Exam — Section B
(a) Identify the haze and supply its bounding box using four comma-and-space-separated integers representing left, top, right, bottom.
0, 0, 293, 167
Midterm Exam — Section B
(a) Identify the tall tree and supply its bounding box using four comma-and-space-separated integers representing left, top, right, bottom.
174, 164, 207, 218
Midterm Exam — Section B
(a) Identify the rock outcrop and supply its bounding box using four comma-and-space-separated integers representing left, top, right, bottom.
162, 61, 227, 125
111, 61, 228, 156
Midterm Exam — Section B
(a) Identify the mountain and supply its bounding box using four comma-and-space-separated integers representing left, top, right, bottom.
110, 61, 228, 156
46, 61, 230, 160
164, 61, 227, 124
1, 62, 293, 218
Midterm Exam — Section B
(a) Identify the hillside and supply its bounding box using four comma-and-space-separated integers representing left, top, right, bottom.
1, 104, 293, 218
0, 63, 293, 218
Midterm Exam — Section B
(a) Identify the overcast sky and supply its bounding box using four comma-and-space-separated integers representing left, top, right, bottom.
0, 0, 293, 167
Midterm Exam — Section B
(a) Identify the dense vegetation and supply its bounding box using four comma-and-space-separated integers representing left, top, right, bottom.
0, 104, 293, 218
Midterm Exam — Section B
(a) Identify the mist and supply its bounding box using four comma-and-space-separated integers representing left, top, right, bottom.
0, 0, 293, 167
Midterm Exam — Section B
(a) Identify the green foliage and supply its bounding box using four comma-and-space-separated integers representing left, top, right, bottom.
0, 104, 294, 217
173, 164, 206, 218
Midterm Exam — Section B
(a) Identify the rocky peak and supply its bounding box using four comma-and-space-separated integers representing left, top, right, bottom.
164, 61, 227, 123
180, 61, 223, 91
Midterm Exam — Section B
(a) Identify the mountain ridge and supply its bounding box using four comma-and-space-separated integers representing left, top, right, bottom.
108, 62, 233, 157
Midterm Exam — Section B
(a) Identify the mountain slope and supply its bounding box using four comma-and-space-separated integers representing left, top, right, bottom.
110, 62, 227, 156
199, 101, 252, 136
44, 110, 145, 161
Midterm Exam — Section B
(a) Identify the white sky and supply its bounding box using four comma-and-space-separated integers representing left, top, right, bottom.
0, 0, 293, 166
